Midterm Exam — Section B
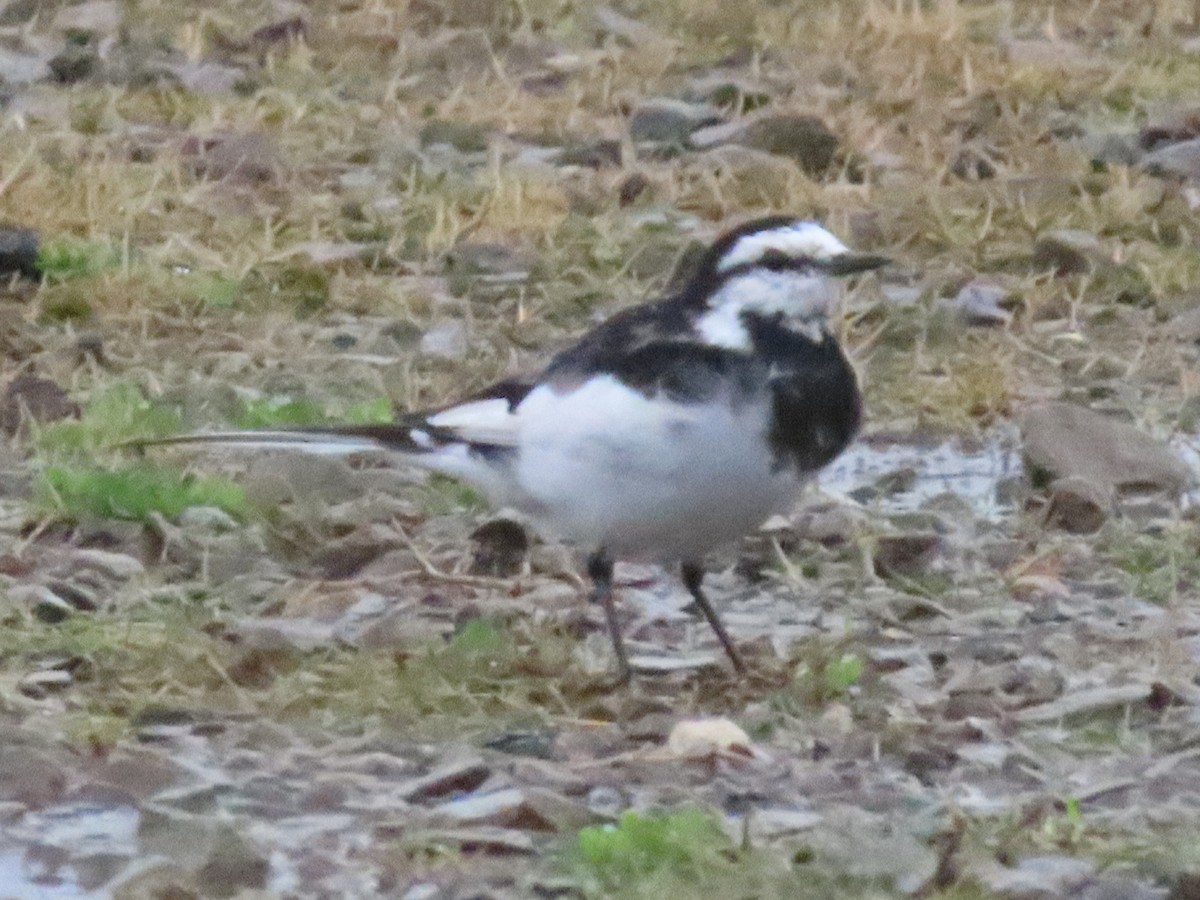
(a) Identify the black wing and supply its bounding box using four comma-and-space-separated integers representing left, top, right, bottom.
540, 299, 694, 383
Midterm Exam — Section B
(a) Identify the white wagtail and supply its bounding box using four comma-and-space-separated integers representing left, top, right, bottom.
144, 216, 886, 682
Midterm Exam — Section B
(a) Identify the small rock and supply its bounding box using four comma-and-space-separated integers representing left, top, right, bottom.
1084, 131, 1142, 167
0, 743, 69, 805
44, 579, 100, 612
70, 548, 145, 580
470, 518, 529, 577
1140, 108, 1200, 151
618, 171, 651, 206
0, 375, 79, 434
520, 788, 604, 831
106, 858, 193, 898
950, 144, 999, 180
312, 528, 395, 579
1142, 137, 1200, 181
949, 279, 1013, 326
48, 44, 100, 84
19, 667, 73, 698
586, 786, 623, 817
12, 584, 75, 623
0, 226, 40, 278
436, 787, 532, 825
1032, 229, 1106, 275
629, 98, 721, 144
195, 823, 270, 896
181, 131, 281, 183
1021, 402, 1190, 496
484, 730, 557, 759
666, 718, 754, 759
873, 533, 942, 578
139, 804, 217, 869
72, 852, 131, 892
735, 114, 839, 174
397, 758, 491, 802
177, 505, 240, 532
793, 504, 861, 547
553, 139, 623, 169
1044, 476, 1112, 534
873, 466, 918, 497
437, 787, 569, 832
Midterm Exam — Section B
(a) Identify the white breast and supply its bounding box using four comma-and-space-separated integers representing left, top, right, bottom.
510, 376, 803, 561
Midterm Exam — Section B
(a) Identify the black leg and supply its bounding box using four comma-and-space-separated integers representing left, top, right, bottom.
587, 551, 630, 684
681, 561, 747, 675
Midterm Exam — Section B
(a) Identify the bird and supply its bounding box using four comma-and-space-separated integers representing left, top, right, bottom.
139, 216, 887, 683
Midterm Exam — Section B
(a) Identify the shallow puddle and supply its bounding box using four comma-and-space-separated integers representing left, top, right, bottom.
0, 803, 140, 898
821, 429, 1024, 520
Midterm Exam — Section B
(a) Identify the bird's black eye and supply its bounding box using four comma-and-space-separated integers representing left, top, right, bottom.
759, 249, 792, 268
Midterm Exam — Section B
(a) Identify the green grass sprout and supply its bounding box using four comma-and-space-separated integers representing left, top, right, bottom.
36, 463, 250, 523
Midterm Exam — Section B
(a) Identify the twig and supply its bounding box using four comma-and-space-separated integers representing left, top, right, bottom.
389, 519, 517, 589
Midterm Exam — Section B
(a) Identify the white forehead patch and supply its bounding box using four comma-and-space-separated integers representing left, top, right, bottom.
716, 222, 849, 273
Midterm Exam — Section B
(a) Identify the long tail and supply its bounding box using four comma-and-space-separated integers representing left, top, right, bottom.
125, 413, 521, 504
127, 421, 456, 457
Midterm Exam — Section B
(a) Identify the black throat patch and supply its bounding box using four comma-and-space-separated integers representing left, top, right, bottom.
742, 312, 862, 474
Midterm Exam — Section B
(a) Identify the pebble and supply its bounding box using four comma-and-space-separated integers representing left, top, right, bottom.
1142, 136, 1200, 180
949, 279, 1013, 326
1021, 401, 1190, 496
628, 97, 722, 144
0, 226, 40, 278
1044, 476, 1112, 534
69, 548, 145, 580
1032, 229, 1106, 275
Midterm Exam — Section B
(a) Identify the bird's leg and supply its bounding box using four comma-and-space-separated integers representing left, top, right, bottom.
680, 561, 747, 675
587, 551, 630, 685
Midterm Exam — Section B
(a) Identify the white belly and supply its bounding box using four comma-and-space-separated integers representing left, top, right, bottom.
512, 377, 802, 561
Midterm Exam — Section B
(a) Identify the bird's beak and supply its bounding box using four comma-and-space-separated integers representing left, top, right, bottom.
820, 253, 890, 277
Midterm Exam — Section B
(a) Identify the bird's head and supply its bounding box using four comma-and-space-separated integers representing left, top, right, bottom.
686, 216, 887, 348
